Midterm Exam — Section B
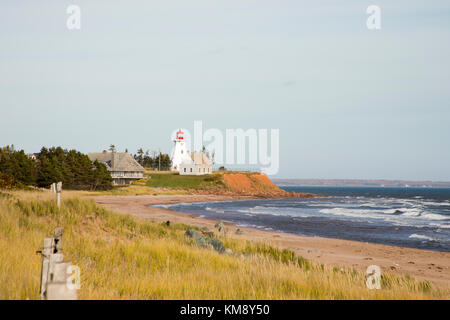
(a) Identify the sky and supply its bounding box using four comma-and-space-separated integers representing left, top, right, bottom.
1, 1, 450, 180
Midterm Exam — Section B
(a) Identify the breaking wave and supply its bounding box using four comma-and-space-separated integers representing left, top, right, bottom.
409, 234, 435, 241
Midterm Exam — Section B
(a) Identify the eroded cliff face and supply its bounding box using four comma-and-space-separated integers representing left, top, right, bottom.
192, 172, 320, 198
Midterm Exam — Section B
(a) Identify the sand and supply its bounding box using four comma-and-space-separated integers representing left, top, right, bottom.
93, 194, 450, 288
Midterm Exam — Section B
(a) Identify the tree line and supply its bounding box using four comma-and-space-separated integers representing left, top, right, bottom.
0, 146, 112, 190
133, 148, 172, 170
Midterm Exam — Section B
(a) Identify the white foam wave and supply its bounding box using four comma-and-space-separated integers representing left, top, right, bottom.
422, 201, 450, 207
152, 204, 171, 209
320, 207, 449, 222
319, 208, 385, 220
237, 206, 309, 218
409, 234, 434, 241
205, 207, 224, 214
420, 213, 449, 220
398, 208, 422, 217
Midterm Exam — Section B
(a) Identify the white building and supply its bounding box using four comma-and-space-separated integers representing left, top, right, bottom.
171, 129, 213, 175
179, 152, 213, 175
170, 129, 193, 171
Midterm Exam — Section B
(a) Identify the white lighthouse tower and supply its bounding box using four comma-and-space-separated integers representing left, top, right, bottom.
171, 129, 193, 171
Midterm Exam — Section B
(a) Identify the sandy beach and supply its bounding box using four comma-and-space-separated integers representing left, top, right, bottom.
93, 194, 450, 288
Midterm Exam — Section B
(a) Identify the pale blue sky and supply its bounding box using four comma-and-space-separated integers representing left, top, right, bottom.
1, 1, 449, 180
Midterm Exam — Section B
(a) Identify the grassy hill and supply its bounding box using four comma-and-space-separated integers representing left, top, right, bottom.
140, 171, 314, 197
1, 189, 448, 299
144, 172, 225, 190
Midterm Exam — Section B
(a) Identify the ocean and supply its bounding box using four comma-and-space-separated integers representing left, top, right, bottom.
154, 186, 450, 252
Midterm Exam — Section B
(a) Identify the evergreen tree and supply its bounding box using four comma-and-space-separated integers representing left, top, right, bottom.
35, 146, 113, 190
0, 146, 37, 186
143, 150, 153, 168
136, 148, 144, 166
92, 160, 113, 190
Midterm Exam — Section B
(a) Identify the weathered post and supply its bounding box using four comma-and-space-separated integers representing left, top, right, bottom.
39, 237, 53, 299
50, 183, 56, 193
54, 227, 63, 252
56, 182, 62, 208
38, 228, 78, 300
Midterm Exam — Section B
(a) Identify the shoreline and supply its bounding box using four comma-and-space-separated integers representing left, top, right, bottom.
93, 194, 450, 288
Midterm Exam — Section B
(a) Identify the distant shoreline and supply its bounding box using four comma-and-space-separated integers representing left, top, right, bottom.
273, 179, 450, 188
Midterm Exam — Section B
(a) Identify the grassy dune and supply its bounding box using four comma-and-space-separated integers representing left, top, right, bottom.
0, 190, 448, 300
80, 185, 190, 196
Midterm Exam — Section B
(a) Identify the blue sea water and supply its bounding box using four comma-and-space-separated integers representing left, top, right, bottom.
154, 186, 450, 252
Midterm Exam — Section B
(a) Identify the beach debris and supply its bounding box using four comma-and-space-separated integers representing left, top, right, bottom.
215, 221, 225, 232
200, 226, 215, 237
235, 228, 244, 235
201, 230, 215, 237
165, 220, 171, 227
214, 221, 227, 237
185, 228, 225, 253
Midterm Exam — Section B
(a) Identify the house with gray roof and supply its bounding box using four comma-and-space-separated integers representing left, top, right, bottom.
88, 152, 145, 185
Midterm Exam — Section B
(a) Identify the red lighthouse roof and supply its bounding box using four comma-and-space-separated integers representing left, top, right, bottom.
175, 129, 184, 140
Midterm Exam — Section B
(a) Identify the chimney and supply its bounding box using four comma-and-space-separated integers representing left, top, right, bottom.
111, 151, 117, 169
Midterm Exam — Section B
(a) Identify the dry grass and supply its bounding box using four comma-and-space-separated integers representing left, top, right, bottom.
79, 185, 189, 196
0, 190, 448, 300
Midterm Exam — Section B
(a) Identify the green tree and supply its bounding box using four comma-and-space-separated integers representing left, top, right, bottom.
91, 160, 113, 190
136, 148, 144, 166
143, 150, 153, 168
0, 146, 37, 186
153, 153, 171, 171
36, 146, 113, 190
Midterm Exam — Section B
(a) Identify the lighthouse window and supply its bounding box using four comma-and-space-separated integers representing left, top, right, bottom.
190, 168, 192, 172
184, 168, 186, 172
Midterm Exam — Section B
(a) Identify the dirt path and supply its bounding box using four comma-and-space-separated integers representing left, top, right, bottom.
93, 194, 450, 288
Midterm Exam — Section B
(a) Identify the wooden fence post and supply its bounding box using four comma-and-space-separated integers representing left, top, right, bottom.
39, 238, 53, 299
56, 182, 62, 208
38, 228, 78, 300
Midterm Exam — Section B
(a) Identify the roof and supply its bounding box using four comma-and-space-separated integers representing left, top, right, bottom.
88, 152, 145, 172
189, 152, 212, 165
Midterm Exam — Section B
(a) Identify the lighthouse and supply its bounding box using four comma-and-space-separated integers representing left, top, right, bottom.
171, 129, 193, 171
